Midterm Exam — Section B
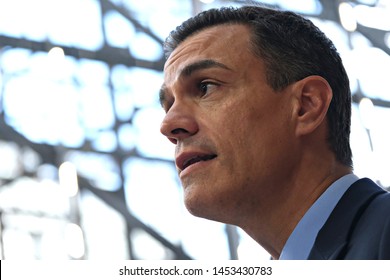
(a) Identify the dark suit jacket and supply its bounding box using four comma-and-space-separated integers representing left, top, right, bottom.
308, 178, 390, 259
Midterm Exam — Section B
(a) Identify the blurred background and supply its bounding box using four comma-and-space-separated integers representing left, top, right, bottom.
0, 0, 389, 260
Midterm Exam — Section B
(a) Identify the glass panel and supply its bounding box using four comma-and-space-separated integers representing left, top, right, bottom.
0, 0, 389, 260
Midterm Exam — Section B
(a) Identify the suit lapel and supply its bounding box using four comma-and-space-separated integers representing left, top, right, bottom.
308, 178, 385, 260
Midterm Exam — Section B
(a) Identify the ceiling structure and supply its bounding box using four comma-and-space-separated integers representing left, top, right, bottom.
0, 0, 389, 260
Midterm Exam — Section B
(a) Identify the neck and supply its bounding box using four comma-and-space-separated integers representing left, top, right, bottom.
239, 161, 352, 260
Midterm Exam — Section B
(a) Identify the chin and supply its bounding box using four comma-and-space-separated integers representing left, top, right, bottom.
183, 191, 232, 224
183, 190, 205, 216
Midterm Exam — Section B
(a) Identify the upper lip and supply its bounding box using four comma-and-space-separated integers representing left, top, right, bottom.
176, 151, 217, 172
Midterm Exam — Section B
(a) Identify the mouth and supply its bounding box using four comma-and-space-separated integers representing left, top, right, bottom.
176, 153, 217, 172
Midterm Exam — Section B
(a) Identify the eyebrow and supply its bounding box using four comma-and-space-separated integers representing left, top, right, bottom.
159, 59, 231, 107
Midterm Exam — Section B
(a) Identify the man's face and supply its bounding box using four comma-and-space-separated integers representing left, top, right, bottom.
160, 24, 297, 224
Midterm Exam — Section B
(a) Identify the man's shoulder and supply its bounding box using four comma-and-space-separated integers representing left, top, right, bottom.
356, 183, 390, 225
307, 177, 389, 259
345, 177, 390, 225
367, 187, 390, 209
345, 179, 390, 259
346, 177, 388, 200
349, 178, 390, 207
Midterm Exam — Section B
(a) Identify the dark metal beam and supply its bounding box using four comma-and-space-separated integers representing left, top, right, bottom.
356, 24, 390, 56
352, 92, 390, 108
0, 114, 173, 166
0, 35, 164, 71
0, 117, 57, 165
101, 0, 164, 45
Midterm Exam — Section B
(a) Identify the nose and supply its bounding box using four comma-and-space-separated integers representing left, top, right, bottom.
160, 102, 199, 144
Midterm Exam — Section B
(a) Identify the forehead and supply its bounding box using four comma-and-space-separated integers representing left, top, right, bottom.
164, 24, 253, 76
160, 24, 267, 110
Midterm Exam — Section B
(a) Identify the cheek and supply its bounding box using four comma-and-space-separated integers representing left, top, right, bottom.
223, 103, 291, 171
224, 107, 268, 148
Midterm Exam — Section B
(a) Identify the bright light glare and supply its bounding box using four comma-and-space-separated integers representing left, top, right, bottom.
48, 47, 65, 59
3, 230, 35, 259
237, 233, 271, 260
64, 223, 85, 259
59, 162, 79, 197
0, 142, 20, 179
131, 229, 167, 259
199, 0, 215, 3
47, 47, 65, 69
354, 4, 390, 31
279, 0, 322, 14
47, 47, 67, 80
359, 98, 375, 129
385, 33, 390, 48
339, 2, 357, 32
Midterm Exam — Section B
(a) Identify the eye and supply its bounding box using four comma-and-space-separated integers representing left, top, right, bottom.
161, 97, 174, 113
198, 81, 218, 96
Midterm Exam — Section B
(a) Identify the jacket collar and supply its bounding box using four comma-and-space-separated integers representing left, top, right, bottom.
308, 178, 385, 260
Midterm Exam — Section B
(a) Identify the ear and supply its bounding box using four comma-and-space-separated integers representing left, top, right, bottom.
292, 75, 333, 137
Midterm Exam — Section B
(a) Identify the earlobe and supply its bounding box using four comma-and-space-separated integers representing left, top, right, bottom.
293, 76, 333, 137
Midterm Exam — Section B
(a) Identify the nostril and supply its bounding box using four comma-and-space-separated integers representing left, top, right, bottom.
168, 137, 177, 144
171, 128, 188, 135
165, 128, 189, 144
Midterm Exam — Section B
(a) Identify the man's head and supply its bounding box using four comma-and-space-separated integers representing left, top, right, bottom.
164, 5, 352, 167
159, 6, 352, 226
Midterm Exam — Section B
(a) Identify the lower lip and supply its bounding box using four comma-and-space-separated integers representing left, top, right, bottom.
179, 159, 215, 178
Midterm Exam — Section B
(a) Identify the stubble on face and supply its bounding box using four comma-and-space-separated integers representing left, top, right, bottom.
163, 24, 296, 225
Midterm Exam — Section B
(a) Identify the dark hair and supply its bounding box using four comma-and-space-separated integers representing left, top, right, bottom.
164, 6, 352, 167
